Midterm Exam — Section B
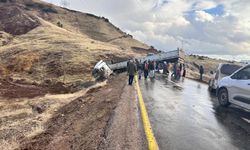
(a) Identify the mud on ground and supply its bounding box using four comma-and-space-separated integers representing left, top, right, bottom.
10, 74, 144, 150
0, 78, 103, 150
0, 78, 47, 99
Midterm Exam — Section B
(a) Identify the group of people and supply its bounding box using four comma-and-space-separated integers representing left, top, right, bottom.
127, 59, 190, 85
141, 60, 156, 79
171, 62, 186, 80
127, 59, 205, 85
127, 59, 157, 85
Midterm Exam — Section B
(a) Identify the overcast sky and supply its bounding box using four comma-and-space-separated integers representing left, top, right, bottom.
43, 0, 250, 60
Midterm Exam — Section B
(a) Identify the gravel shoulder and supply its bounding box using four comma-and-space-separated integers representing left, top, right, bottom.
100, 80, 146, 150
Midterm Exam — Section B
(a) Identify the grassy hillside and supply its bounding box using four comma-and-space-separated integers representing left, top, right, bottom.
0, 0, 151, 84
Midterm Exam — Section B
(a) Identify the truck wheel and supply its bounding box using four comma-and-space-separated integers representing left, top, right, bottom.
218, 88, 230, 107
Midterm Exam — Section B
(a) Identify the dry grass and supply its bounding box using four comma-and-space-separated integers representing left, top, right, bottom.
0, 0, 150, 84
0, 18, 146, 83
0, 80, 107, 150
0, 138, 19, 150
0, 108, 32, 118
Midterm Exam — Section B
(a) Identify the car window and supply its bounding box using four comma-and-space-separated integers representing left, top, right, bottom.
232, 66, 250, 80
220, 64, 241, 75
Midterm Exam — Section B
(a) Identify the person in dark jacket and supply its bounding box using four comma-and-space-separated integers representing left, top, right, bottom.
182, 64, 186, 77
171, 62, 177, 79
127, 60, 137, 85
143, 61, 149, 79
148, 60, 155, 78
199, 65, 204, 81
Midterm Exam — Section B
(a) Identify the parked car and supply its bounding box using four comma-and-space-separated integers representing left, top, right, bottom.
208, 64, 242, 92
217, 64, 250, 110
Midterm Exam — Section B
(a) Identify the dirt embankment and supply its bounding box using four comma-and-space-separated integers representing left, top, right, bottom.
0, 4, 40, 35
16, 74, 144, 150
184, 55, 242, 83
0, 78, 47, 99
0, 78, 90, 99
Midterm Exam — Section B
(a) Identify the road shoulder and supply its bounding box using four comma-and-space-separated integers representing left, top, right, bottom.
100, 79, 146, 150
18, 74, 146, 150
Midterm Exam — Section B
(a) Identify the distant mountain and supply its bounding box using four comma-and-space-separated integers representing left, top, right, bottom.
0, 0, 154, 83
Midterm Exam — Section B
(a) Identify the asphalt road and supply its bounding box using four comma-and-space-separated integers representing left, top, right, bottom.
139, 74, 250, 150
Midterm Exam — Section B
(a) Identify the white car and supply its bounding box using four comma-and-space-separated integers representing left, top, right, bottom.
209, 64, 241, 92
217, 64, 250, 110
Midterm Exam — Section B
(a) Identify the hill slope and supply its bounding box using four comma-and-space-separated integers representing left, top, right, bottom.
185, 55, 242, 83
0, 0, 151, 84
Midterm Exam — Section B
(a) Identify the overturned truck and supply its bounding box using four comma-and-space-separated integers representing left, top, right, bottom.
93, 49, 185, 80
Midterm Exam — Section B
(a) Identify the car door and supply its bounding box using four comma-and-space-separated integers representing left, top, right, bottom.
229, 65, 250, 109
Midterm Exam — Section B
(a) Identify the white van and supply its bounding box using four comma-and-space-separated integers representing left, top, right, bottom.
208, 64, 241, 92
217, 64, 250, 110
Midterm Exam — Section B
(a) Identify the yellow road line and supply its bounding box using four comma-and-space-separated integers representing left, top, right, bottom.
135, 75, 159, 150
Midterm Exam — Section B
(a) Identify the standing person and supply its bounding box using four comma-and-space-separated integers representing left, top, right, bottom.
172, 62, 177, 79
127, 60, 137, 85
166, 63, 170, 74
135, 59, 139, 70
199, 65, 204, 81
182, 64, 186, 77
143, 60, 149, 79
156, 61, 159, 72
137, 60, 143, 80
153, 61, 157, 71
176, 67, 181, 80
149, 60, 155, 78
180, 63, 183, 72
163, 61, 167, 74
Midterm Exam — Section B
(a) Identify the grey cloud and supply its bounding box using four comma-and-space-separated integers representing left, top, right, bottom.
43, 0, 250, 58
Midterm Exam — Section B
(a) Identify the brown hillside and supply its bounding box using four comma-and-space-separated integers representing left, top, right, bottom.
0, 0, 151, 84
0, 4, 40, 35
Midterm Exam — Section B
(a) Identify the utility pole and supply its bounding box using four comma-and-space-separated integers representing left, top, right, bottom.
60, 0, 69, 8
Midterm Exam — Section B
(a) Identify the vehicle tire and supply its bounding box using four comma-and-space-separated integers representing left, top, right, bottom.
218, 88, 230, 107
208, 86, 213, 92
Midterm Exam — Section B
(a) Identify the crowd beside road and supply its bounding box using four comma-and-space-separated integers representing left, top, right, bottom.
127, 59, 205, 85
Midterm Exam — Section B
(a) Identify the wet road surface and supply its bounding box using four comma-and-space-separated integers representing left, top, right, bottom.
139, 74, 250, 150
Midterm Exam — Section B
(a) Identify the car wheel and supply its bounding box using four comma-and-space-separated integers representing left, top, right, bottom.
218, 88, 230, 107
208, 86, 212, 92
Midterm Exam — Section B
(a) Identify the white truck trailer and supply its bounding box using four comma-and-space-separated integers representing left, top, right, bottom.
92, 49, 185, 80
